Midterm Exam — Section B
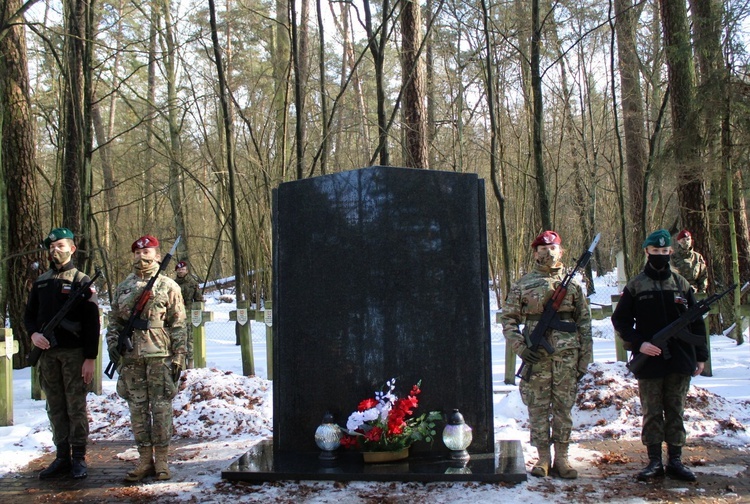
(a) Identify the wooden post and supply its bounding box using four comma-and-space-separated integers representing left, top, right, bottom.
230, 300, 255, 376
0, 329, 20, 426
609, 294, 628, 363
696, 292, 714, 377
264, 301, 273, 381
504, 344, 516, 385
88, 310, 105, 395
190, 302, 213, 369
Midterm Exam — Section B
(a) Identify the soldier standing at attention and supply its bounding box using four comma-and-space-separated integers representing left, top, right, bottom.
24, 227, 100, 479
106, 235, 186, 482
501, 231, 592, 479
670, 229, 708, 293
612, 229, 707, 482
174, 260, 204, 368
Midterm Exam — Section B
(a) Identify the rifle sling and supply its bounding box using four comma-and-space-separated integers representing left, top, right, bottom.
525, 313, 574, 322
130, 319, 165, 330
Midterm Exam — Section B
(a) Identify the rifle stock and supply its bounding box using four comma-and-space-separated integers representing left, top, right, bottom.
516, 234, 601, 382
28, 268, 102, 367
626, 283, 738, 375
104, 236, 181, 379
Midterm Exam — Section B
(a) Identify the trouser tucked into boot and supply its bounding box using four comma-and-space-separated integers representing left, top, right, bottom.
125, 446, 155, 482
530, 445, 551, 477
39, 442, 71, 479
637, 443, 665, 481
154, 446, 171, 481
71, 445, 87, 479
666, 444, 696, 482
552, 442, 578, 479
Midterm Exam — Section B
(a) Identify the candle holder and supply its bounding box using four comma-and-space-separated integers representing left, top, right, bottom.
442, 409, 472, 461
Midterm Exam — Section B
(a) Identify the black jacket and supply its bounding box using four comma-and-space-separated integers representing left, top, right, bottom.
611, 263, 708, 379
24, 261, 101, 359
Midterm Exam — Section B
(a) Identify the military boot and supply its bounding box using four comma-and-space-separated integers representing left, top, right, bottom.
154, 446, 171, 481
665, 445, 696, 482
39, 442, 71, 479
552, 442, 578, 479
124, 446, 155, 482
70, 445, 88, 479
530, 445, 551, 477
637, 443, 665, 481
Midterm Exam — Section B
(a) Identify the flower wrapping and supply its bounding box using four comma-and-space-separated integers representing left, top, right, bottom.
340, 378, 441, 452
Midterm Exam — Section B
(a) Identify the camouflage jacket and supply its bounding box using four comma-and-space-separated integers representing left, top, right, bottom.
670, 246, 708, 293
501, 263, 592, 364
175, 274, 204, 309
106, 264, 186, 359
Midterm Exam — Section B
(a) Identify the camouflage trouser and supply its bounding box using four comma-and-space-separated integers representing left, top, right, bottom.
39, 347, 90, 447
638, 373, 691, 446
519, 348, 578, 447
116, 357, 178, 447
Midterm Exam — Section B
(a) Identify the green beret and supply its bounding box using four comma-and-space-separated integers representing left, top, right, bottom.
642, 229, 671, 249
43, 227, 75, 248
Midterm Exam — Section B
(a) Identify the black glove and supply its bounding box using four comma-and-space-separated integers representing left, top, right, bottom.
172, 354, 185, 383
108, 346, 121, 364
521, 348, 542, 364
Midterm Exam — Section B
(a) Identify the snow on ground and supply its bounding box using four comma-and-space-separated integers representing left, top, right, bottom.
3, 270, 750, 502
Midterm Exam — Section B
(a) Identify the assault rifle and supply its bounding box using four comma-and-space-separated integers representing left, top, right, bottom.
626, 283, 742, 375
28, 267, 102, 367
516, 233, 601, 382
104, 236, 181, 379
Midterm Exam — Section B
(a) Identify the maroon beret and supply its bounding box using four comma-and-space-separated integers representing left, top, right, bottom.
131, 235, 159, 252
531, 230, 561, 248
676, 229, 691, 240
175, 261, 187, 270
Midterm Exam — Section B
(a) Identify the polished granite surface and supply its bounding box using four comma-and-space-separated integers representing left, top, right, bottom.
222, 439, 527, 483
272, 166, 493, 455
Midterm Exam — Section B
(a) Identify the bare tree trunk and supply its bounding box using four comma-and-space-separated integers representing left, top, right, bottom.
1, 0, 42, 367
363, 0, 390, 166
425, 0, 436, 169
61, 0, 86, 239
274, 0, 290, 178
614, 0, 647, 279
291, 0, 309, 179
161, 0, 188, 256
659, 0, 711, 274
531, 0, 551, 230
315, 0, 328, 174
144, 3, 158, 229
208, 0, 244, 301
400, 0, 427, 169
480, 0, 511, 298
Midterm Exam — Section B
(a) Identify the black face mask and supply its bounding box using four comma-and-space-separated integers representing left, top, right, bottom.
647, 253, 671, 270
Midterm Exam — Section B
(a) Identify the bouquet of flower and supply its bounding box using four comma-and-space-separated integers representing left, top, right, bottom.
340, 378, 441, 452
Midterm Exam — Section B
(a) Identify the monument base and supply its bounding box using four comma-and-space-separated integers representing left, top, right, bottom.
221, 439, 526, 483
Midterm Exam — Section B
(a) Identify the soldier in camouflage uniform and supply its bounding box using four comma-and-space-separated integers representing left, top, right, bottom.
670, 230, 708, 293
501, 231, 592, 479
106, 235, 186, 482
24, 228, 100, 480
612, 229, 707, 482
174, 260, 204, 368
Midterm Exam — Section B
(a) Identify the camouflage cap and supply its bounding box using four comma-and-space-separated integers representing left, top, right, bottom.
531, 230, 561, 248
643, 229, 671, 248
175, 260, 187, 270
43, 227, 75, 248
676, 229, 691, 240
131, 235, 160, 252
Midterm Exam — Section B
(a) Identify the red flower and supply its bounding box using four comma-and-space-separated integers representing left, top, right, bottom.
340, 435, 359, 448
364, 426, 383, 442
358, 398, 378, 411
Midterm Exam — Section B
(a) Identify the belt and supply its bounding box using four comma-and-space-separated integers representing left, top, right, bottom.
525, 313, 574, 322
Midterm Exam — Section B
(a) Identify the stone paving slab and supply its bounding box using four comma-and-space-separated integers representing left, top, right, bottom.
1, 438, 748, 503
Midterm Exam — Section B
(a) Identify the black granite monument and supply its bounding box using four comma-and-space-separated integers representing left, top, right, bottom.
223, 166, 525, 483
